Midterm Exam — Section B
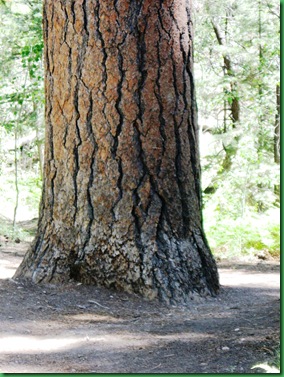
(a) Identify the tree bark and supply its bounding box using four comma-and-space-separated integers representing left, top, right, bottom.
274, 84, 280, 164
15, 0, 219, 304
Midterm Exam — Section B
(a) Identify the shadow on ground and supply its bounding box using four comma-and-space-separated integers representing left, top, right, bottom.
0, 236, 280, 373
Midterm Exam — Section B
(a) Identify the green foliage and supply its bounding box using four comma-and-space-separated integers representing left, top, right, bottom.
204, 209, 280, 258
193, 0, 280, 260
252, 343, 280, 373
0, 163, 41, 220
0, 0, 44, 225
0, 216, 33, 241
0, 0, 44, 135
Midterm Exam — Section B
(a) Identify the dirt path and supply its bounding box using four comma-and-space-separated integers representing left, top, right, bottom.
0, 237, 280, 373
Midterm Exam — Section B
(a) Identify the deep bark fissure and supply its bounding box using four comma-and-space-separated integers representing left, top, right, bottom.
157, 5, 172, 41
136, 16, 148, 135
82, 91, 96, 251
45, 3, 56, 222
185, 51, 202, 207
62, 58, 72, 149
192, 231, 219, 295
73, 81, 82, 221
132, 12, 153, 224
169, 4, 180, 31
112, 42, 126, 157
127, 1, 144, 35
111, 158, 123, 221
154, 17, 167, 176
134, 4, 173, 242
155, 200, 178, 301
170, 54, 197, 282
30, 218, 51, 283
132, 122, 148, 286
82, 0, 89, 37
73, 2, 91, 224
133, 119, 176, 296
60, 2, 69, 45
110, 36, 127, 220
94, 1, 108, 107
70, 0, 76, 25
43, 5, 50, 72
171, 45, 190, 238
46, 3, 55, 74
112, 51, 124, 155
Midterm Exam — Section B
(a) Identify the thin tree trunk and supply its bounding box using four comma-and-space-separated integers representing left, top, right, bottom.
274, 84, 280, 164
211, 20, 240, 126
204, 19, 240, 194
273, 83, 280, 201
35, 125, 44, 181
33, 100, 44, 181
13, 72, 28, 231
13, 126, 19, 231
15, 0, 219, 304
258, 0, 263, 98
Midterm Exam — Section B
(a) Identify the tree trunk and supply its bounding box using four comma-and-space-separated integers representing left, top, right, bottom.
274, 84, 280, 165
274, 83, 280, 201
211, 20, 240, 127
203, 19, 240, 195
15, 0, 219, 304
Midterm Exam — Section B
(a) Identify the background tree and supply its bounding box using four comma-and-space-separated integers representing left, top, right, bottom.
0, 0, 44, 227
14, 0, 220, 304
192, 0, 280, 257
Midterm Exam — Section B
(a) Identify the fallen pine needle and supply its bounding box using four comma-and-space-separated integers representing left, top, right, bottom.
150, 363, 162, 371
88, 300, 110, 310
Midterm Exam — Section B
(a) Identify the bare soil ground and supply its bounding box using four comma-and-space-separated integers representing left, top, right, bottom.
0, 234, 280, 373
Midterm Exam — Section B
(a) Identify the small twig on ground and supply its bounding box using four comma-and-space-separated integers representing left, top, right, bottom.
88, 299, 110, 310
150, 363, 162, 371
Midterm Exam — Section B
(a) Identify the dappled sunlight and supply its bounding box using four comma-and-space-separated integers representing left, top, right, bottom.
0, 260, 19, 279
152, 332, 214, 342
0, 332, 173, 354
220, 270, 280, 289
0, 237, 29, 279
68, 313, 120, 323
0, 335, 82, 354
0, 316, 216, 355
0, 332, 153, 354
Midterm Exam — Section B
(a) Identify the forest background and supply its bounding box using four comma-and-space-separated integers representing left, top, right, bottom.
0, 0, 280, 262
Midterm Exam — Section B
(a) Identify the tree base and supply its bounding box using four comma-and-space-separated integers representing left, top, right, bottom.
14, 229, 219, 305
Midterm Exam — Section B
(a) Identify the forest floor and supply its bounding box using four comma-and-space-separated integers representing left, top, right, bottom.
0, 224, 280, 373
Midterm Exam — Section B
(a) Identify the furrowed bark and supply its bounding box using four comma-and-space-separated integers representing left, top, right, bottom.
15, 0, 219, 304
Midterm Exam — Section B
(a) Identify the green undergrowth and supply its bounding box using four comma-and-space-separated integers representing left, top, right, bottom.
0, 166, 41, 223
204, 208, 280, 260
0, 217, 34, 242
252, 343, 280, 373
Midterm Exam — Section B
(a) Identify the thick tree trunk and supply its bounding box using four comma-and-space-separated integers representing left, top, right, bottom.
15, 0, 219, 304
